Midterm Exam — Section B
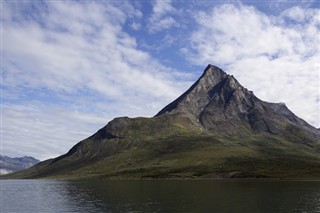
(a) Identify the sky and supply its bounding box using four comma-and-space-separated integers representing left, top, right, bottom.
1, 0, 319, 160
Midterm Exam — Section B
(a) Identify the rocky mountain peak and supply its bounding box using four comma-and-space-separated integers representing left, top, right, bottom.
155, 64, 249, 118
156, 65, 318, 136
201, 64, 228, 83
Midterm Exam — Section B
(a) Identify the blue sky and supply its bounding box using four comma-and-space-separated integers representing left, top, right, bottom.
2, 0, 319, 160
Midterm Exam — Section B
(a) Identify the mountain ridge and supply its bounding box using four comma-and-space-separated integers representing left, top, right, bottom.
157, 64, 317, 137
0, 155, 40, 175
3, 64, 320, 180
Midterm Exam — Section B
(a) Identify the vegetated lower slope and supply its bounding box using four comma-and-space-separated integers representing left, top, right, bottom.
5, 65, 320, 179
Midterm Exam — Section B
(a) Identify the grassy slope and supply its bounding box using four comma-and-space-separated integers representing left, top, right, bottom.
7, 135, 320, 180
5, 116, 320, 180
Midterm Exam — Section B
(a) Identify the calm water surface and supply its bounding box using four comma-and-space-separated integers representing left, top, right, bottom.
1, 179, 320, 213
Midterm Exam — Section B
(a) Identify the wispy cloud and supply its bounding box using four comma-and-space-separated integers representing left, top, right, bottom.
3, 1, 183, 100
130, 22, 141, 30
182, 4, 320, 127
147, 0, 179, 33
1, 102, 110, 160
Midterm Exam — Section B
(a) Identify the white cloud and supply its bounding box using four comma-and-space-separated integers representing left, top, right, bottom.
147, 0, 179, 33
154, 16, 177, 31
2, 1, 188, 101
282, 6, 306, 21
1, 1, 192, 159
183, 4, 320, 127
130, 22, 141, 30
153, 0, 176, 16
1, 102, 111, 160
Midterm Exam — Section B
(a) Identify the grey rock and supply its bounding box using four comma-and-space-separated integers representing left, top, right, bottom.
156, 64, 319, 139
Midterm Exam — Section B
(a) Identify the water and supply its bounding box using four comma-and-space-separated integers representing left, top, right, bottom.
1, 180, 320, 213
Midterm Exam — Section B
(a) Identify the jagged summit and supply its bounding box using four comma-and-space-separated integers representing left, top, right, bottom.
156, 64, 247, 117
156, 64, 317, 136
157, 65, 222, 114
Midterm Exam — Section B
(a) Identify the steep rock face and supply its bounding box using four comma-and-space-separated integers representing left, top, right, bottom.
156, 64, 318, 138
156, 65, 228, 117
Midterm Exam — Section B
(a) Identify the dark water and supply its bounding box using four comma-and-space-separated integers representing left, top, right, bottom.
1, 180, 320, 213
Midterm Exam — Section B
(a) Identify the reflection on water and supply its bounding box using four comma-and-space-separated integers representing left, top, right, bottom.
1, 179, 320, 212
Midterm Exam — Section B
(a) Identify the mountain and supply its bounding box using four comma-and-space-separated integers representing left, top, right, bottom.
4, 65, 320, 179
157, 65, 318, 135
0, 155, 40, 175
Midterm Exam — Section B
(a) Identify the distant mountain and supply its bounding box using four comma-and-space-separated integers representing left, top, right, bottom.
4, 65, 320, 179
0, 155, 40, 175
